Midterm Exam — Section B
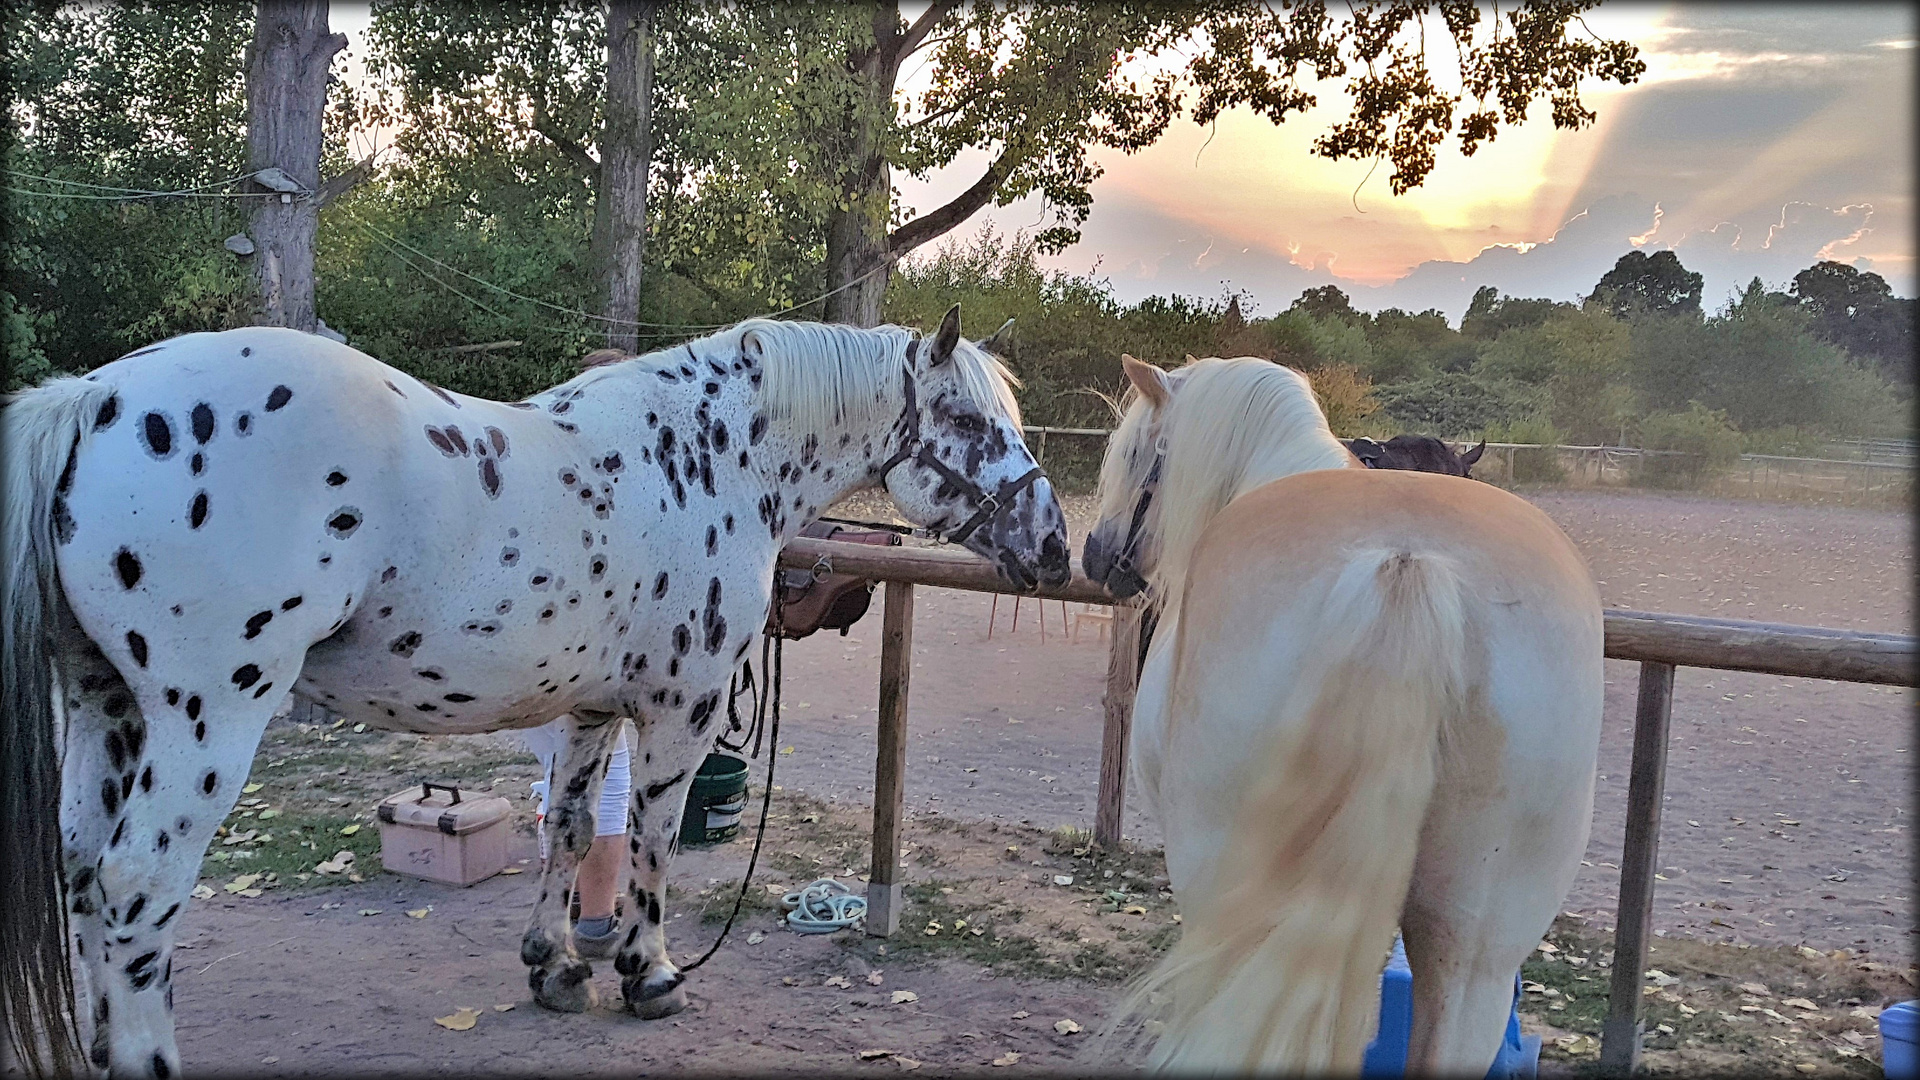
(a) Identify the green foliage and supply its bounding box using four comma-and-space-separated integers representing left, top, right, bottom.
1460, 285, 1575, 340
1474, 306, 1634, 443
1373, 374, 1547, 438
1634, 403, 1742, 488
1484, 417, 1566, 482
1589, 248, 1702, 317
1790, 260, 1914, 385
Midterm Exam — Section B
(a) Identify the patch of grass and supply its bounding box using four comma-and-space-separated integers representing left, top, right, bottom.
198, 808, 384, 892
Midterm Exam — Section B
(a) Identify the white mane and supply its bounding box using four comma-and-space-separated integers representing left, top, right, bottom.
1100, 356, 1353, 614
577, 319, 1023, 435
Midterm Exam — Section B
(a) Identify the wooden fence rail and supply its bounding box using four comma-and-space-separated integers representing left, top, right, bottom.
773, 537, 1918, 1075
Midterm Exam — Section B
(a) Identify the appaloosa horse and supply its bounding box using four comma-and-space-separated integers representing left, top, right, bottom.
1082, 354, 1601, 1075
2, 308, 1068, 1077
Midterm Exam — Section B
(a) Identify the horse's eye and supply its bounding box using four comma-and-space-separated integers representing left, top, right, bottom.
952, 414, 985, 434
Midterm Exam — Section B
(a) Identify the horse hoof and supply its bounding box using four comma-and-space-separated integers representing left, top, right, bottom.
532, 962, 596, 1013
629, 983, 688, 1020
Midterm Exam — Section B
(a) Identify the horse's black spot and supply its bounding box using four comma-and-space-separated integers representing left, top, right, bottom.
386, 630, 423, 659
705, 526, 718, 556
415, 668, 444, 682
263, 385, 293, 412
125, 631, 147, 667
444, 692, 475, 702
252, 680, 273, 699
672, 625, 691, 655
190, 403, 215, 444
142, 413, 174, 456
424, 381, 460, 408
193, 721, 205, 742
590, 556, 606, 580
385, 380, 406, 397
480, 457, 501, 498
424, 426, 457, 456
244, 611, 272, 639
326, 470, 348, 486
554, 421, 577, 434
601, 451, 622, 473
188, 490, 209, 529
738, 451, 750, 469
110, 818, 126, 847
235, 412, 252, 436
643, 770, 687, 802
185, 695, 201, 721
165, 688, 180, 706
115, 548, 143, 589
444, 426, 469, 455
749, 414, 768, 445
94, 395, 120, 430
487, 427, 509, 456
539, 606, 555, 621
154, 831, 170, 852
152, 903, 178, 928
106, 730, 128, 770
138, 766, 151, 793
101, 777, 119, 814
415, 702, 438, 712
529, 571, 551, 590
230, 664, 261, 690
501, 547, 520, 566
326, 507, 362, 538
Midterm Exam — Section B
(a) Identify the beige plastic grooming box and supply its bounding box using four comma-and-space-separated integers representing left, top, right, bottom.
375, 782, 513, 886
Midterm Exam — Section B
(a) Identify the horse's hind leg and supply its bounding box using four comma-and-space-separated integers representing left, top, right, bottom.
1401, 711, 1597, 1074
54, 619, 279, 1079
520, 712, 624, 1013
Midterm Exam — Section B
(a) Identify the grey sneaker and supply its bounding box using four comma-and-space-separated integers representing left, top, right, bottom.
573, 920, 622, 960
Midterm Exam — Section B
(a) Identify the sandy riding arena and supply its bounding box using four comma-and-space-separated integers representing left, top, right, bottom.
162, 487, 1911, 1076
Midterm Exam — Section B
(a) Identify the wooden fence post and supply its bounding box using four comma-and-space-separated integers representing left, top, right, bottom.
866, 581, 914, 936
1600, 660, 1676, 1075
1095, 604, 1141, 849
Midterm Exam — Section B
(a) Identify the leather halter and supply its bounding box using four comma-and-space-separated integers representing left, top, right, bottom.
1109, 444, 1163, 578
875, 341, 1046, 547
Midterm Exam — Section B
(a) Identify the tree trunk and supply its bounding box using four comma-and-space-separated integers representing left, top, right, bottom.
245, 0, 345, 332
599, 0, 657, 353
822, 5, 904, 328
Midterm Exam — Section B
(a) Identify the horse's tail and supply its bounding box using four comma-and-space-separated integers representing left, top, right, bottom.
1122, 547, 1467, 1074
3, 375, 115, 1074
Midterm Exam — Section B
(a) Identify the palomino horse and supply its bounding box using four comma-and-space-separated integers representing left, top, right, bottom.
1081, 355, 1601, 1075
2, 307, 1069, 1077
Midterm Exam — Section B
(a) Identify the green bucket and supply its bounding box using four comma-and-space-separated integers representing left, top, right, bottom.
678, 753, 749, 847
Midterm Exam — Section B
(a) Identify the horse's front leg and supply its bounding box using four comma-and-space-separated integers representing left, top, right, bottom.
520, 712, 623, 1013
612, 719, 714, 1020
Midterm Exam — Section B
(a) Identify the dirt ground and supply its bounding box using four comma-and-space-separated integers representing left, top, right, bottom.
159, 486, 1912, 1076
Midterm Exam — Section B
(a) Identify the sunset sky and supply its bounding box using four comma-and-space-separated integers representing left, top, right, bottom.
335, 3, 1914, 321
894, 3, 1915, 320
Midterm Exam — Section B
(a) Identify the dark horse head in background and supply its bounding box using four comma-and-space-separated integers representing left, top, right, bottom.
1346, 434, 1486, 478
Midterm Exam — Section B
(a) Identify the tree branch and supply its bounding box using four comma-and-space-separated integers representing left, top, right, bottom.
313, 153, 376, 209
885, 141, 1018, 257
893, 0, 956, 63
531, 98, 600, 176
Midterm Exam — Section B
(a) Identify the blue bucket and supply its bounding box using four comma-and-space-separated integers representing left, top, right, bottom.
1882, 1000, 1919, 1080
1361, 936, 1540, 1079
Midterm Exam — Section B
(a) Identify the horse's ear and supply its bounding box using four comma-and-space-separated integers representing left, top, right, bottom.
928, 304, 963, 366
1183, 354, 1200, 366
1121, 353, 1171, 408
975, 317, 1015, 354
1460, 440, 1486, 469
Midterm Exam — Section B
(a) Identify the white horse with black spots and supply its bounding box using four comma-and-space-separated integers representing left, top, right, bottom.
1081, 355, 1602, 1075
1, 307, 1069, 1078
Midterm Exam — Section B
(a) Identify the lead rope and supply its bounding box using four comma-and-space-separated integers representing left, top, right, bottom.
679, 590, 783, 972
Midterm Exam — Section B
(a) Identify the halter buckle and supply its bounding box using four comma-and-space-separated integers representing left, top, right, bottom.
809, 556, 834, 583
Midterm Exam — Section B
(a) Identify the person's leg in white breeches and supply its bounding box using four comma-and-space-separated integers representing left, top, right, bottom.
523, 717, 632, 957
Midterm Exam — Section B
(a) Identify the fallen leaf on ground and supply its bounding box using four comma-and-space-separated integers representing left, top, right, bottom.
235, 888, 263, 898
779, 746, 794, 755
891, 990, 918, 1004
825, 975, 852, 989
856, 1049, 894, 1060
894, 1057, 921, 1070
339, 824, 361, 836
1794, 1065, 1817, 1074
1055, 1019, 1082, 1034
1052, 875, 1073, 886
493, 1004, 514, 1012
1780, 997, 1818, 1011
1123, 905, 1147, 916
499, 867, 523, 875
433, 1007, 481, 1031
991, 1052, 1020, 1066
353, 723, 367, 733
867, 971, 884, 985
358, 909, 382, 916
746, 931, 765, 945
1738, 982, 1771, 997
191, 884, 216, 900
1797, 946, 1823, 960
782, 976, 799, 986
242, 783, 263, 794
407, 907, 431, 919
314, 851, 355, 875
1010, 1010, 1030, 1020
224, 874, 261, 893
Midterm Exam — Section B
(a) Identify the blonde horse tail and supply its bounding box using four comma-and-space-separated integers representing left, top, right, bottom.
3, 375, 116, 1074
1123, 548, 1467, 1075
